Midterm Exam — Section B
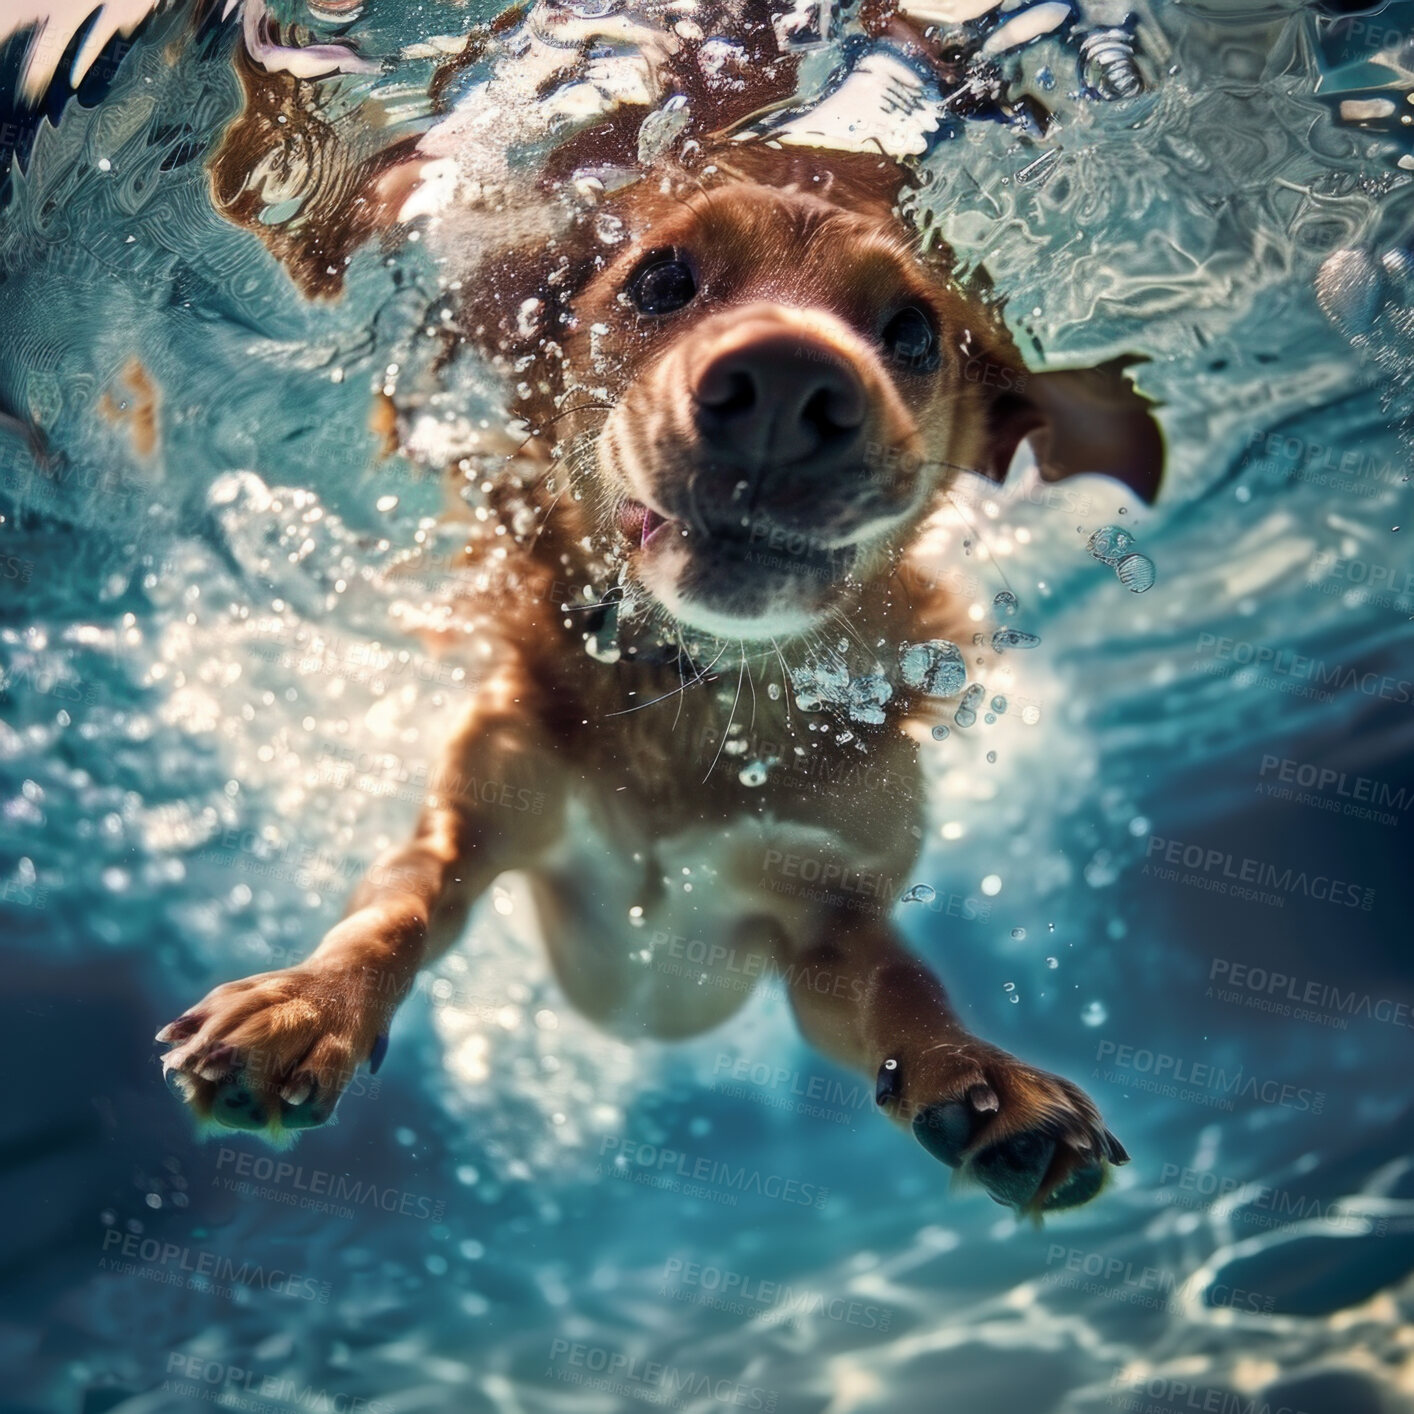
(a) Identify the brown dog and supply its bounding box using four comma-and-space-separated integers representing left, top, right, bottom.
158, 0, 1160, 1215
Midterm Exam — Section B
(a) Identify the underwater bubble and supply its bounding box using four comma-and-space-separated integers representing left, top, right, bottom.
901, 883, 936, 903
931, 724, 950, 740
1087, 525, 1135, 565
1004, 981, 1015, 992
993, 590, 1019, 618
1046, 956, 1059, 969
1082, 1000, 1108, 1027
991, 696, 1007, 713
981, 874, 1001, 896
899, 639, 967, 696
593, 212, 625, 244
1316, 247, 1385, 336
954, 682, 984, 728
1079, 27, 1143, 100
984, 714, 996, 725
986, 750, 997, 763
738, 760, 770, 787
1116, 553, 1156, 592
846, 674, 892, 725
992, 628, 1041, 650
767, 682, 781, 701
638, 97, 691, 165
790, 660, 849, 712
1011, 927, 1025, 939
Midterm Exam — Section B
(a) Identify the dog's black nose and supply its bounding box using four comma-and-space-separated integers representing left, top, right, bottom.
693, 334, 866, 468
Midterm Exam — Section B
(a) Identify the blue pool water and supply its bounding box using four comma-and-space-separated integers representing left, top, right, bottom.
1, 1, 1413, 1411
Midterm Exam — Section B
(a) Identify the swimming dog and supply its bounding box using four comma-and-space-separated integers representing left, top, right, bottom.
157, 0, 1161, 1214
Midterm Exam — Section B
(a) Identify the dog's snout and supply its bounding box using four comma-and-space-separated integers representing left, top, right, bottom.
693, 334, 866, 467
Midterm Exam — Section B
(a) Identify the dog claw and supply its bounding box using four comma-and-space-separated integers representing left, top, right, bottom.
280, 1075, 314, 1107
967, 1083, 1000, 1113
156, 1013, 201, 1045
1102, 1130, 1130, 1165
368, 1032, 388, 1075
165, 1068, 196, 1100
197, 1044, 240, 1081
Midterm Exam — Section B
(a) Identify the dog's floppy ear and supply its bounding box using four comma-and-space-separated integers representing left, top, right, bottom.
984, 357, 1164, 505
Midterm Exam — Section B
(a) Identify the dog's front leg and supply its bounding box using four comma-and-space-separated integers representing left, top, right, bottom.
782, 917, 1128, 1214
157, 664, 563, 1139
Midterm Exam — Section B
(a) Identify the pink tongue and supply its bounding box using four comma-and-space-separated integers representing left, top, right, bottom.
641, 508, 666, 545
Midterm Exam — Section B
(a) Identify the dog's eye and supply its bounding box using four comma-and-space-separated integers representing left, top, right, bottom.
628, 250, 698, 315
882, 307, 940, 372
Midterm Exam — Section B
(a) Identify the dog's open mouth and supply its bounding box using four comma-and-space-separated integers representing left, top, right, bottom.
617, 496, 860, 638
619, 500, 672, 548
619, 499, 850, 572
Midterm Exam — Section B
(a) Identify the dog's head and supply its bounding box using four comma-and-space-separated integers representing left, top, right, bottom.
424, 149, 1164, 644
558, 179, 1007, 640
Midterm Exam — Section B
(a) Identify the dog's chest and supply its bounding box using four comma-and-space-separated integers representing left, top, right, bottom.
526, 790, 866, 1035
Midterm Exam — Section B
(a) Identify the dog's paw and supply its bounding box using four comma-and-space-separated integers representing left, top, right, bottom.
876, 1038, 1128, 1216
155, 965, 388, 1144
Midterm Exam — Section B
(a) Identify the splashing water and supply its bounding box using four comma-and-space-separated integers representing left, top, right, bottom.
898, 638, 967, 696
2, 2, 1413, 1412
